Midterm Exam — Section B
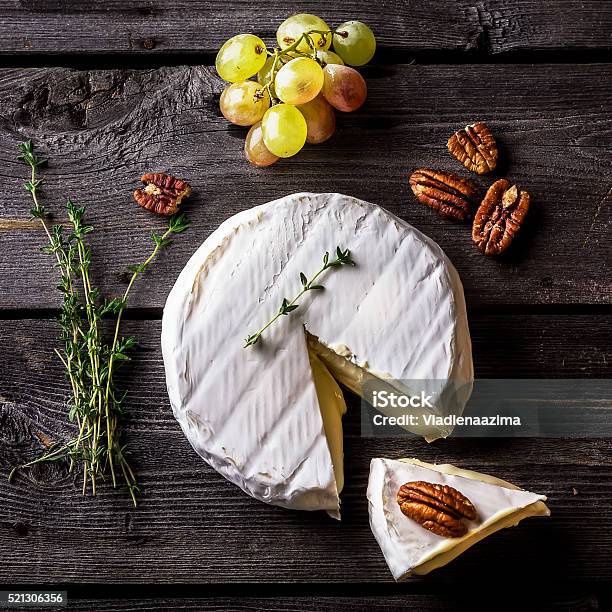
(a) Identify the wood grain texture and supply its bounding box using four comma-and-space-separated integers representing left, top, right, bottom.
0, 317, 610, 583
0, 64, 610, 309
0, 1, 611, 56
32, 592, 607, 611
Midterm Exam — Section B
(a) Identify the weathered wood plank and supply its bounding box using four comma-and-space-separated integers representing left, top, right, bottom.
0, 1, 611, 56
0, 317, 610, 583
33, 592, 606, 611
0, 64, 610, 309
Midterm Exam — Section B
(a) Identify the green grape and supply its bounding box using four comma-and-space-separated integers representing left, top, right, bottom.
321, 64, 367, 112
315, 49, 344, 67
261, 104, 307, 158
245, 121, 279, 167
298, 95, 336, 144
220, 81, 270, 126
257, 56, 278, 97
333, 21, 376, 66
277, 14, 332, 53
275, 57, 324, 105
216, 34, 267, 82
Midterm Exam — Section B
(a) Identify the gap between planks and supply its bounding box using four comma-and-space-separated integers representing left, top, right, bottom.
0, 49, 611, 70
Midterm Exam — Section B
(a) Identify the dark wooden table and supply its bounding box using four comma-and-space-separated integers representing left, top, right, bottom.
0, 2, 611, 610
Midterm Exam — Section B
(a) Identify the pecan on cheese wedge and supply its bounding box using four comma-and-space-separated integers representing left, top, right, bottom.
397, 481, 477, 538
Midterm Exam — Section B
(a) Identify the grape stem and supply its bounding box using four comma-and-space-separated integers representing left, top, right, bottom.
258, 29, 345, 105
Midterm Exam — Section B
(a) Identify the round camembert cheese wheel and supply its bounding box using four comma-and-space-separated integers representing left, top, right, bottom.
162, 193, 473, 518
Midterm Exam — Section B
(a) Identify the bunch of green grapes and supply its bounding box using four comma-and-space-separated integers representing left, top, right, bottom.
215, 13, 376, 167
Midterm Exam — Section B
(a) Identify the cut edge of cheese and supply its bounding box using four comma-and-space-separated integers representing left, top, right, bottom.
307, 343, 347, 499
306, 332, 467, 440
367, 457, 550, 580
413, 501, 549, 576
307, 331, 377, 397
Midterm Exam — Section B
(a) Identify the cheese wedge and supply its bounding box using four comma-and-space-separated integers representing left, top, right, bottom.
367, 457, 550, 580
162, 193, 473, 517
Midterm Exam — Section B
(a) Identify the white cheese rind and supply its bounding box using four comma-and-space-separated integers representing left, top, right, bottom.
367, 458, 550, 580
162, 193, 473, 515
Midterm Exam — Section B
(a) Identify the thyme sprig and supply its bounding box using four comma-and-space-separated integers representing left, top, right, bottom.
244, 247, 354, 348
10, 140, 189, 506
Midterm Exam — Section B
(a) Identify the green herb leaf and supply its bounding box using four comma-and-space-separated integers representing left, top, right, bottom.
17, 140, 47, 169
169, 212, 189, 234
128, 263, 148, 274
151, 232, 172, 248
117, 336, 137, 352
244, 334, 260, 347
244, 246, 354, 348
99, 297, 126, 316
278, 298, 290, 314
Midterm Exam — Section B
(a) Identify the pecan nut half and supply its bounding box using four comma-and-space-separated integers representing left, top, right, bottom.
134, 172, 192, 216
397, 481, 477, 538
472, 179, 530, 255
409, 168, 479, 221
447, 122, 498, 174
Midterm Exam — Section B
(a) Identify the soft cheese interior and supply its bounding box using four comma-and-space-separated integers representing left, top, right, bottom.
162, 193, 473, 517
307, 348, 347, 494
367, 458, 550, 580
